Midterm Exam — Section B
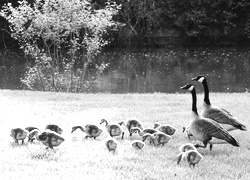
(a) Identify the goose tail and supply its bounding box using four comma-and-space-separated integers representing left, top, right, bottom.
237, 124, 247, 131
221, 129, 240, 147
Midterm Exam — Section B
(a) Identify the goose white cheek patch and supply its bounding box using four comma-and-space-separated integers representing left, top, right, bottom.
198, 77, 205, 83
188, 86, 194, 91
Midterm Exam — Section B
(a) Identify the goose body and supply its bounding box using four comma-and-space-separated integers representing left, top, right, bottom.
131, 140, 146, 150
71, 125, 103, 139
192, 76, 247, 131
105, 138, 118, 152
119, 119, 143, 137
181, 84, 240, 150
154, 123, 176, 136
130, 127, 158, 136
45, 124, 63, 134
100, 119, 124, 139
177, 149, 203, 167
10, 128, 28, 144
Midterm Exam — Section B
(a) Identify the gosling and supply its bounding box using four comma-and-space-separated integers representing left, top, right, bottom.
10, 128, 28, 144
131, 140, 146, 150
177, 149, 203, 168
105, 138, 118, 152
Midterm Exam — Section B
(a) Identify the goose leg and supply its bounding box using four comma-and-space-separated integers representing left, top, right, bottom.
208, 142, 213, 151
47, 137, 53, 149
195, 142, 208, 149
195, 137, 212, 150
22, 139, 24, 145
121, 132, 124, 140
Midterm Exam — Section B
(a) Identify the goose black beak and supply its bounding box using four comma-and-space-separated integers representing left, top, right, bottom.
191, 77, 197, 81
180, 84, 193, 90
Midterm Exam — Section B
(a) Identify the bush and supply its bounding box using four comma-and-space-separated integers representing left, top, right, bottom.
0, 0, 120, 92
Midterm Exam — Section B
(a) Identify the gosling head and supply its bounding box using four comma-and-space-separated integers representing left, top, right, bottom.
154, 123, 161, 129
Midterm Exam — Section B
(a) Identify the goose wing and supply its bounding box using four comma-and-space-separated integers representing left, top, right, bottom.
203, 107, 246, 130
197, 118, 239, 147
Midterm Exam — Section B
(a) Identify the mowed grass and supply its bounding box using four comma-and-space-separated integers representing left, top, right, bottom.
0, 90, 250, 180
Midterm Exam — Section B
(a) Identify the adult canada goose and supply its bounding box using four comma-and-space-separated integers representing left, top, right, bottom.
45, 124, 63, 134
10, 128, 28, 144
154, 123, 176, 136
25, 126, 40, 142
119, 119, 143, 137
105, 138, 118, 152
177, 149, 203, 167
131, 140, 146, 150
192, 75, 247, 131
180, 84, 240, 150
71, 125, 103, 139
130, 127, 158, 136
100, 119, 124, 139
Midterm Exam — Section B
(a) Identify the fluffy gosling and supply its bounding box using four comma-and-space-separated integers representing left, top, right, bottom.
119, 118, 143, 137
177, 143, 197, 165
10, 128, 28, 144
154, 123, 176, 136
100, 119, 124, 139
105, 138, 118, 152
131, 140, 146, 150
38, 131, 65, 149
152, 132, 172, 146
177, 150, 203, 168
25, 126, 40, 142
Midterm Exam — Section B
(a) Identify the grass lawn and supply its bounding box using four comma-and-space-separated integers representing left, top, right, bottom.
0, 90, 249, 180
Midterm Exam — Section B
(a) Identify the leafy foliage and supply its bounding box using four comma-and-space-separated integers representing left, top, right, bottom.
0, 0, 120, 92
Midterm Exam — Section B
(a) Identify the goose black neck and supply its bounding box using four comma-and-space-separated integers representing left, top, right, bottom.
202, 79, 211, 105
191, 88, 198, 115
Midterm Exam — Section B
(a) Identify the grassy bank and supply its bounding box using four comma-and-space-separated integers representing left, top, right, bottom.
0, 90, 249, 180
